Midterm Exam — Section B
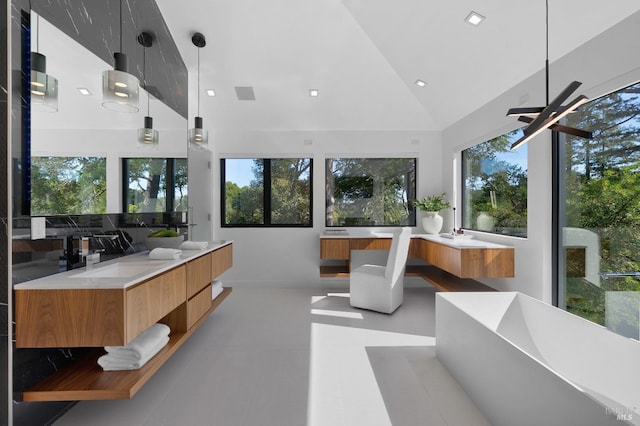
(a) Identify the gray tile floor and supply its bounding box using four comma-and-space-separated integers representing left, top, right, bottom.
54, 285, 490, 426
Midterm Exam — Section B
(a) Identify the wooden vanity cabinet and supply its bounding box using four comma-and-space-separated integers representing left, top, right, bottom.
15, 265, 187, 348
16, 243, 234, 402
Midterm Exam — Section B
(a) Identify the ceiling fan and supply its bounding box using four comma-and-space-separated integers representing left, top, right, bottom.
507, 0, 593, 150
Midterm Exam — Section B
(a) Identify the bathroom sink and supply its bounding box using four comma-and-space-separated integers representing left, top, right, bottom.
71, 262, 156, 279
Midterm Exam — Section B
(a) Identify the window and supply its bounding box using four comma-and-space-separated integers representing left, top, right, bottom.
221, 158, 313, 227
326, 158, 416, 227
557, 80, 640, 338
123, 158, 188, 213
31, 156, 106, 215
461, 130, 527, 237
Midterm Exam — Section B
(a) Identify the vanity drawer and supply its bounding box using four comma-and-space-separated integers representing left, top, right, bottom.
186, 253, 212, 299
126, 265, 186, 342
212, 244, 233, 278
187, 284, 212, 329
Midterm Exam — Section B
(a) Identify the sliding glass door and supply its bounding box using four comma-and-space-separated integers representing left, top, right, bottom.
557, 81, 640, 339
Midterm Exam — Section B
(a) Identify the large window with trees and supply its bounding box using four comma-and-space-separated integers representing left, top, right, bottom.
123, 158, 187, 213
221, 158, 312, 227
31, 156, 107, 215
461, 131, 527, 237
557, 80, 640, 339
325, 158, 416, 227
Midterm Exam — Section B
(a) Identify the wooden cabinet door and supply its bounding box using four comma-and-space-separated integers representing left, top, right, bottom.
320, 239, 350, 259
126, 265, 186, 343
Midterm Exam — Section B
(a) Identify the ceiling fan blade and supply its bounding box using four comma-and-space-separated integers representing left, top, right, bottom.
524, 81, 583, 135
550, 123, 593, 139
517, 116, 534, 124
516, 101, 593, 139
506, 106, 545, 117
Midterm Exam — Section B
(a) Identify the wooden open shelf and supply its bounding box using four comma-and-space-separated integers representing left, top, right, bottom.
319, 265, 349, 277
405, 265, 495, 292
321, 263, 494, 292
22, 287, 232, 402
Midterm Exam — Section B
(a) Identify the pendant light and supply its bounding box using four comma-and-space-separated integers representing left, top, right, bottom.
137, 32, 159, 147
102, 0, 139, 112
188, 32, 208, 150
30, 11, 58, 112
507, 0, 592, 150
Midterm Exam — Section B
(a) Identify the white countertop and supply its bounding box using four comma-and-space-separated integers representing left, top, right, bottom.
320, 231, 511, 249
14, 241, 232, 291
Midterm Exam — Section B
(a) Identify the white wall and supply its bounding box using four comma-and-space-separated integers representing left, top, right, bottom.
211, 130, 442, 286
442, 11, 640, 303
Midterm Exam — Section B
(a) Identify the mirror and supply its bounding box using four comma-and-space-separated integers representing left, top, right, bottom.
10, 6, 191, 283
29, 13, 188, 215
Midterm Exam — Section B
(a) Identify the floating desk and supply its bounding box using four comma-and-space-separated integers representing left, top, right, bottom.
320, 232, 514, 291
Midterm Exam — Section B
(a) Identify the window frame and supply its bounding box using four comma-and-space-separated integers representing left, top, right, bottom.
122, 157, 187, 213
325, 157, 417, 228
460, 130, 528, 238
220, 157, 314, 228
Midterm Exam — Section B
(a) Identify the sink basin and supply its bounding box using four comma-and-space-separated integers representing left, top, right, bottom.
71, 263, 156, 279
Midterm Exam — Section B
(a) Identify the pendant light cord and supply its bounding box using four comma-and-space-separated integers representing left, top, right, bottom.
35, 13, 39, 52
197, 46, 201, 117
545, 0, 549, 106
119, 0, 123, 53
143, 46, 149, 115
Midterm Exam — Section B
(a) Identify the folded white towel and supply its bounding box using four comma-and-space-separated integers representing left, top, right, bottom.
105, 323, 170, 360
212, 280, 224, 300
98, 336, 169, 371
179, 241, 209, 250
148, 247, 182, 260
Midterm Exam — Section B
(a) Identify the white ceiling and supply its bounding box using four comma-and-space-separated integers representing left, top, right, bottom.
154, 0, 640, 132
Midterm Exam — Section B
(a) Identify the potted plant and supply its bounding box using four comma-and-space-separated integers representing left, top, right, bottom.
145, 229, 184, 250
414, 193, 451, 234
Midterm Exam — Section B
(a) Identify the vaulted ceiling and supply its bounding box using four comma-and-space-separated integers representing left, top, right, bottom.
156, 0, 640, 132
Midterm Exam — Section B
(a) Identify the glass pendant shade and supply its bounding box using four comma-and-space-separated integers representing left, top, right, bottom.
138, 116, 159, 148
188, 116, 208, 150
102, 52, 139, 112
30, 52, 58, 112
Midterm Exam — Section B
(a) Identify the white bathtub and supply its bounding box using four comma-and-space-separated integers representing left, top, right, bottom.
436, 292, 640, 426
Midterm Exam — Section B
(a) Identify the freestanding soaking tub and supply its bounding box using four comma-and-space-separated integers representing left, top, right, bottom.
436, 292, 639, 426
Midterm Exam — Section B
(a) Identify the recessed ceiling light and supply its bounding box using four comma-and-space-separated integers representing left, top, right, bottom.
414, 79, 427, 87
309, 89, 319, 97
465, 11, 485, 26
206, 89, 216, 97
78, 88, 92, 96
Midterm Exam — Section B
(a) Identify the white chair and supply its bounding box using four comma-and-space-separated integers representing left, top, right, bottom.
349, 227, 412, 314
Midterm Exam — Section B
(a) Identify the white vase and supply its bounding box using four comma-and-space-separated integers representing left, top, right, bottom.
422, 211, 443, 234
476, 212, 495, 232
